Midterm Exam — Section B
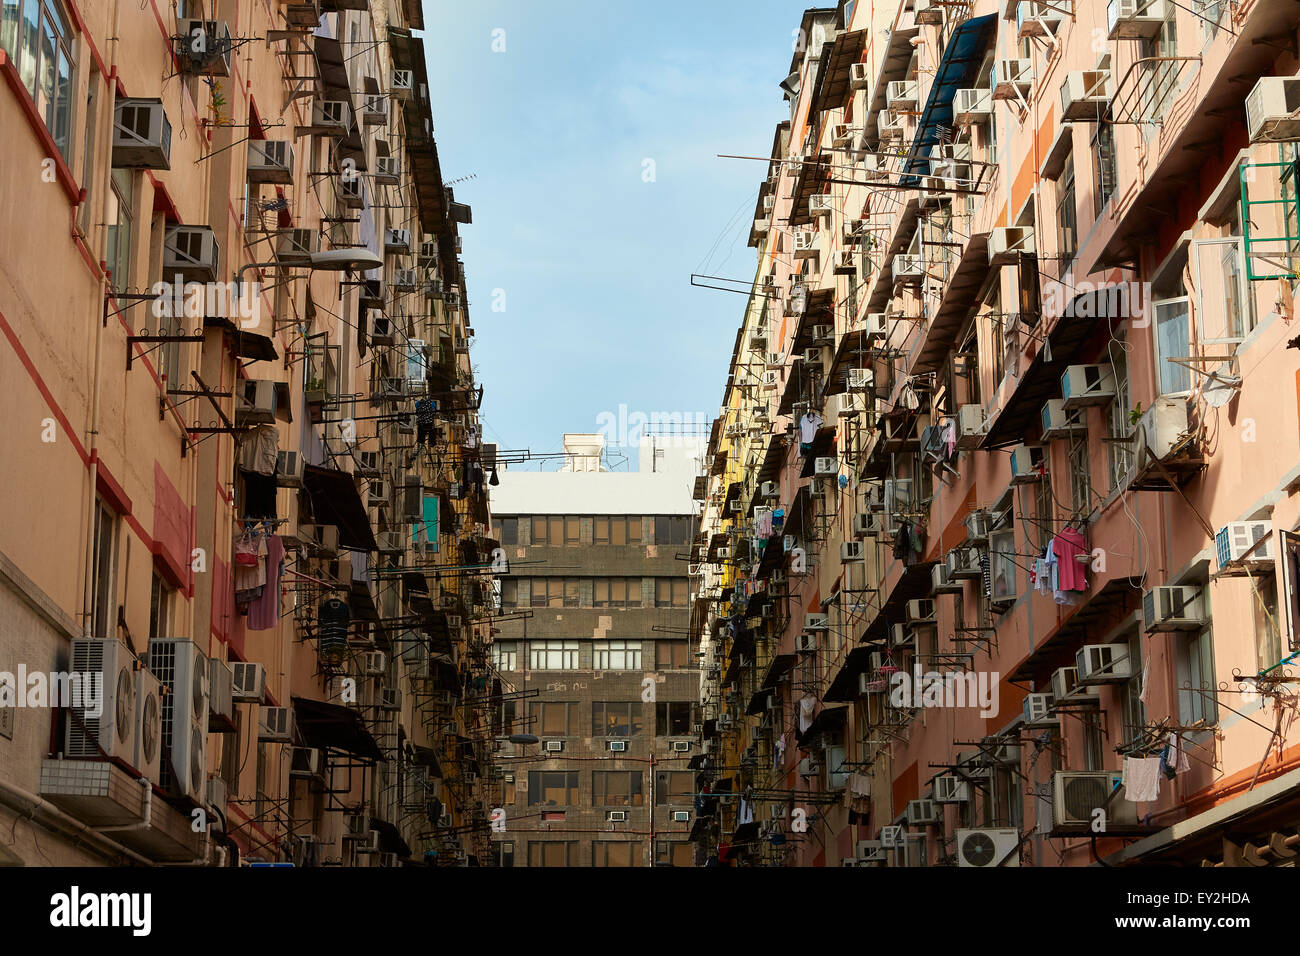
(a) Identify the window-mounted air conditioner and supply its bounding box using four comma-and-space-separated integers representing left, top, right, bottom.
793, 231, 819, 258
392, 268, 418, 291
716, 547, 731, 560
1076, 643, 1133, 685
1017, 0, 1065, 39
892, 254, 924, 282
311, 99, 351, 134
276, 450, 303, 489
964, 509, 990, 542
906, 799, 940, 825
1060, 70, 1113, 121
1053, 770, 1139, 830
359, 278, 384, 307
163, 225, 220, 283
1215, 520, 1275, 570
854, 512, 881, 537
946, 545, 982, 579
988, 226, 1035, 265
112, 98, 173, 169
231, 662, 266, 703
276, 228, 320, 265
956, 404, 987, 449
608, 740, 627, 752
814, 457, 838, 476
247, 140, 294, 184
955, 828, 1020, 867
1246, 76, 1300, 143
289, 747, 323, 778
991, 58, 1033, 101
1061, 364, 1117, 409
761, 369, 779, 390
391, 69, 414, 98
953, 88, 993, 123
374, 156, 401, 186
810, 194, 834, 217
760, 480, 779, 499
847, 368, 872, 392
1023, 692, 1057, 728
1009, 443, 1046, 483
1107, 0, 1167, 41
841, 541, 865, 561
906, 599, 936, 622
361, 93, 388, 126
932, 562, 961, 594
799, 757, 820, 777
802, 347, 824, 367
337, 174, 364, 208
258, 705, 293, 743
1142, 585, 1207, 633
377, 688, 401, 712
850, 63, 870, 90
805, 614, 829, 631
934, 775, 970, 803
796, 632, 818, 653
831, 250, 857, 275
385, 229, 412, 255
886, 79, 918, 111
1040, 399, 1086, 440
1049, 666, 1096, 704
545, 739, 565, 752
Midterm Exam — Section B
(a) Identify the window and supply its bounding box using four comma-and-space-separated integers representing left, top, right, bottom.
528, 640, 578, 670
1092, 121, 1116, 215
527, 841, 577, 866
656, 701, 693, 736
654, 578, 688, 607
491, 641, 518, 672
594, 640, 641, 669
594, 577, 642, 608
1220, 203, 1255, 338
989, 529, 1017, 603
593, 842, 637, 867
530, 516, 564, 547
1080, 711, 1104, 771
593, 770, 644, 807
592, 701, 643, 737
655, 771, 693, 805
0, 0, 73, 157
1068, 437, 1091, 515
1107, 346, 1133, 491
498, 517, 518, 545
499, 579, 518, 608
500, 773, 516, 806
149, 573, 173, 640
825, 743, 849, 789
106, 168, 134, 291
1056, 152, 1077, 264
492, 842, 514, 867
1253, 574, 1281, 672
1153, 297, 1192, 394
220, 709, 241, 797
564, 516, 580, 547
91, 499, 118, 639
1035, 472, 1054, 553
527, 771, 578, 806
535, 701, 576, 736
593, 516, 642, 546
654, 516, 691, 545
655, 641, 691, 670
988, 308, 1005, 386
1177, 584, 1218, 725
1198, 0, 1227, 41
1120, 634, 1146, 746
655, 840, 693, 867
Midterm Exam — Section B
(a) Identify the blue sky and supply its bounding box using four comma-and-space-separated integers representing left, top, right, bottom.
420, 1, 801, 469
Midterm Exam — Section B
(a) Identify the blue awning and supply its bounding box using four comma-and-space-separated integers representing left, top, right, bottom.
900, 14, 997, 186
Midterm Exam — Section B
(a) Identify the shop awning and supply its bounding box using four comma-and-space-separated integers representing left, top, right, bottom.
291, 696, 383, 760
302, 464, 378, 551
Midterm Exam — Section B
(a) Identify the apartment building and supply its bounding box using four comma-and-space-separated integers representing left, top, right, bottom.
0, 0, 496, 867
692, 0, 1300, 868
486, 434, 703, 866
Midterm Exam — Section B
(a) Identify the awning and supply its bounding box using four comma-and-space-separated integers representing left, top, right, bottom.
798, 428, 837, 478
291, 696, 383, 760
761, 653, 797, 689
863, 21, 919, 147
899, 15, 997, 186
369, 817, 412, 858
980, 297, 1111, 449
807, 30, 866, 118
1007, 577, 1142, 684
824, 327, 880, 396
864, 197, 921, 313
410, 744, 442, 778
302, 464, 378, 551
825, 645, 880, 702
909, 232, 991, 375
389, 29, 449, 238
746, 688, 772, 716
796, 704, 848, 747
862, 561, 937, 644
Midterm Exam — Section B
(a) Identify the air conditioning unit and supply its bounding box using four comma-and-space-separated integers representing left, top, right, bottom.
953, 87, 993, 123
749, 329, 769, 352
946, 545, 982, 579
311, 99, 351, 134
1040, 399, 1086, 440
796, 632, 818, 653
886, 80, 918, 111
1009, 443, 1046, 483
147, 638, 209, 801
1246, 76, 1300, 143
906, 599, 936, 622
276, 228, 320, 265
931, 142, 973, 164
847, 368, 872, 392
208, 658, 233, 730
607, 810, 627, 823
892, 254, 924, 283
761, 369, 780, 390
163, 225, 220, 283
850, 63, 870, 90
385, 229, 412, 255
914, 0, 944, 23
988, 226, 1036, 266
799, 757, 820, 777
390, 68, 414, 97
963, 510, 990, 542
1060, 70, 1113, 121
359, 279, 385, 307
802, 347, 823, 367
392, 268, 418, 291
814, 457, 838, 476
1023, 692, 1058, 728
374, 156, 401, 186
66, 639, 158, 781
236, 379, 278, 427
343, 813, 371, 842
1133, 396, 1190, 461
1017, 0, 1065, 37
231, 662, 266, 702
363, 651, 386, 676
289, 747, 323, 778
1107, 0, 1167, 40
1216, 520, 1275, 570
717, 714, 733, 730
810, 194, 833, 218
258, 705, 293, 743
545, 739, 565, 753
861, 152, 888, 180
1053, 770, 1139, 830
934, 775, 970, 803
1050, 666, 1089, 703
608, 740, 627, 752
883, 478, 912, 515
841, 541, 865, 561
112, 98, 173, 169
812, 324, 833, 342
956, 828, 1020, 867
337, 173, 364, 209
805, 613, 829, 631
831, 250, 857, 275
247, 140, 294, 184
793, 231, 819, 258
760, 481, 779, 499
1142, 585, 1207, 632
716, 547, 731, 560
672, 810, 691, 823
1076, 643, 1134, 685
891, 623, 912, 647
956, 404, 987, 449
378, 688, 401, 712
991, 58, 1033, 101
854, 512, 881, 537
361, 93, 388, 126
906, 798, 940, 825
1061, 364, 1117, 409
856, 840, 885, 863
932, 562, 961, 594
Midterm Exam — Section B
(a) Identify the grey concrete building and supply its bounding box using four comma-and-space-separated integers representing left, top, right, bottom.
486, 434, 703, 866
